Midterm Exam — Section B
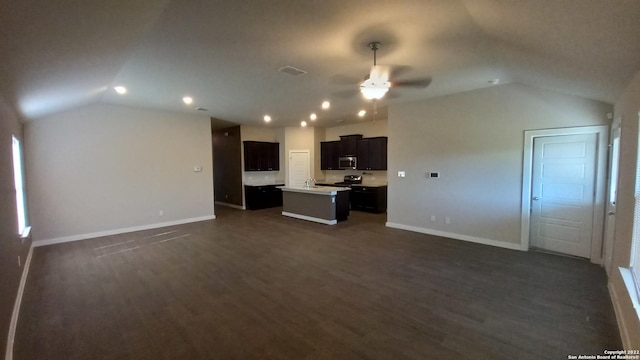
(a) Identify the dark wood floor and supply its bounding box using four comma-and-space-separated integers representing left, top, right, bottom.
15, 206, 620, 359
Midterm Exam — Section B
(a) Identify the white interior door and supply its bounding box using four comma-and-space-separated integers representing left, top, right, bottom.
530, 133, 598, 258
288, 150, 310, 188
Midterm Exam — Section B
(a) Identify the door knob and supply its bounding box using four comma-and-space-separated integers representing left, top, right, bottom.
532, 197, 540, 201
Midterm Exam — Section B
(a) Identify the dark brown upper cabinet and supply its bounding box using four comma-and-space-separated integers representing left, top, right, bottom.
357, 137, 387, 170
320, 141, 342, 170
339, 134, 363, 156
243, 141, 280, 171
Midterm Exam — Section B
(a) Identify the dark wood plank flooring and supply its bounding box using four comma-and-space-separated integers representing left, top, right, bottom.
14, 206, 621, 359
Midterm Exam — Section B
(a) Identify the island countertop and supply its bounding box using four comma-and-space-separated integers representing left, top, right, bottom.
277, 186, 350, 196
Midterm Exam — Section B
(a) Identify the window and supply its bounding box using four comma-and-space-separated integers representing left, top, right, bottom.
11, 136, 28, 236
609, 128, 620, 204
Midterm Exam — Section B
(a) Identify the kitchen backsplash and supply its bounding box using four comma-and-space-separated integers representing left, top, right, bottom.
323, 170, 387, 184
244, 171, 283, 183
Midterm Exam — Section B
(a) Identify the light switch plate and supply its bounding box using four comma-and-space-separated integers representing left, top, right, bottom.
398, 171, 406, 178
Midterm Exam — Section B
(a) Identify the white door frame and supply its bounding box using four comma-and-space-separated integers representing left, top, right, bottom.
520, 125, 609, 263
604, 119, 622, 274
288, 149, 310, 187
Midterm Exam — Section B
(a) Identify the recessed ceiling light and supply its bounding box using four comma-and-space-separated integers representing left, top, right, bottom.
114, 86, 127, 95
489, 79, 500, 85
309, 113, 317, 121
301, 120, 307, 127
358, 110, 366, 117
264, 115, 272, 122
182, 96, 193, 105
321, 101, 330, 110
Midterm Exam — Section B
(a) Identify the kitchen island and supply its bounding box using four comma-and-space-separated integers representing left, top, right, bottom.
278, 186, 350, 225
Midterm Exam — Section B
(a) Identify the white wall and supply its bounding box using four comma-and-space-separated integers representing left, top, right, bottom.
0, 94, 31, 354
387, 83, 611, 247
608, 71, 640, 349
26, 103, 214, 244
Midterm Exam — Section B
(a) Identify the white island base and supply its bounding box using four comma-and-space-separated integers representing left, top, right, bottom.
278, 186, 350, 225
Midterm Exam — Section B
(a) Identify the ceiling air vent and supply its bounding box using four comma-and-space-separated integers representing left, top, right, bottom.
279, 65, 307, 76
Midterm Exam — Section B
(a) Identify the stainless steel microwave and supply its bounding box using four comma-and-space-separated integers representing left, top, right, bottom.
338, 156, 357, 170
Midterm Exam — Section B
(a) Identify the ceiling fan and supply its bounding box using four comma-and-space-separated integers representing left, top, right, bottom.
359, 41, 432, 100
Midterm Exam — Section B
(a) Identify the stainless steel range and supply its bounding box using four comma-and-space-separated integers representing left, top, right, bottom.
333, 175, 362, 187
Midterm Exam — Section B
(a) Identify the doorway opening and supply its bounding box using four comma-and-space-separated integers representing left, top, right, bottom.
288, 150, 310, 188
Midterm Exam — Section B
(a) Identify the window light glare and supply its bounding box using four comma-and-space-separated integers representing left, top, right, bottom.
358, 110, 366, 117
310, 113, 317, 121
321, 101, 330, 109
114, 86, 127, 95
182, 96, 193, 105
301, 120, 307, 127
12, 136, 27, 235
263, 115, 272, 122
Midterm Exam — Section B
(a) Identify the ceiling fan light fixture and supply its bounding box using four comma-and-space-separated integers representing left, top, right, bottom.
360, 81, 390, 100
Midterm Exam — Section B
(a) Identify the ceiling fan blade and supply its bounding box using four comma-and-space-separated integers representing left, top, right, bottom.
392, 76, 432, 88
388, 65, 412, 79
332, 88, 359, 99
385, 91, 401, 99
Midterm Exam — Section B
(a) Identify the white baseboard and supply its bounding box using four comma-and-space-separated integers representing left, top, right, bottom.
609, 279, 631, 349
282, 211, 337, 225
215, 201, 245, 210
385, 222, 525, 251
33, 215, 216, 247
5, 244, 33, 360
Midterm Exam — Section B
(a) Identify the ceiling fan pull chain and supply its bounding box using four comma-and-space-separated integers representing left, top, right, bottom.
373, 100, 378, 124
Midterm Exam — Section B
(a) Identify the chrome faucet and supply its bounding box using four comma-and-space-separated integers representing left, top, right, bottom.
304, 178, 316, 189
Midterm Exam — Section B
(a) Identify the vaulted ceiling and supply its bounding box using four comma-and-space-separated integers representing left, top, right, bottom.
1, 0, 639, 127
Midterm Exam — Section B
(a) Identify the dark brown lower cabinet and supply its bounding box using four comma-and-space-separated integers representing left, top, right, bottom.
350, 185, 387, 213
244, 184, 284, 210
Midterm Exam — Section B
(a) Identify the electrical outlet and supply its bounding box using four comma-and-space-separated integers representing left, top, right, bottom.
397, 171, 406, 178
445, 217, 451, 224
430, 215, 436, 222
159, 210, 164, 216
